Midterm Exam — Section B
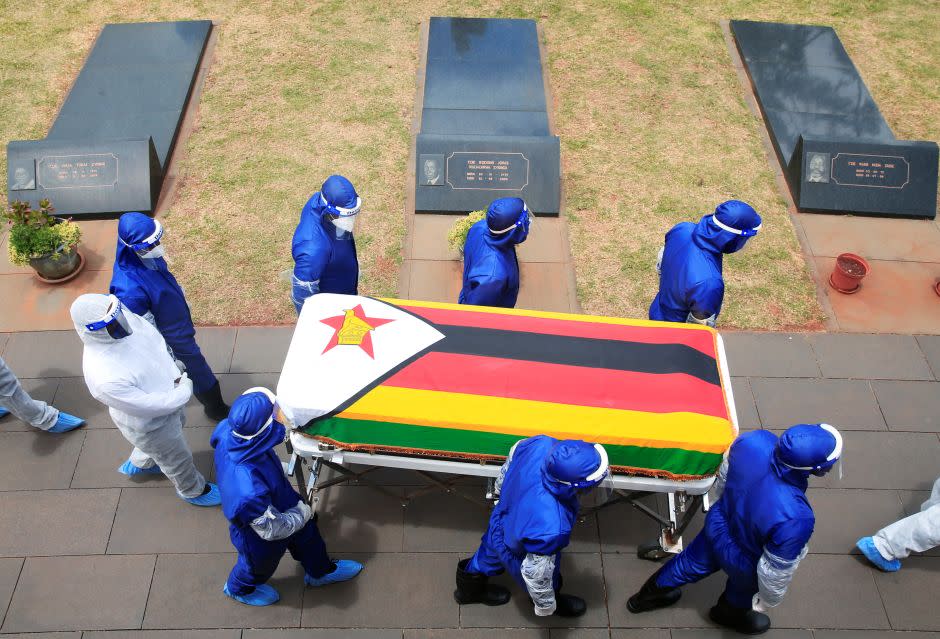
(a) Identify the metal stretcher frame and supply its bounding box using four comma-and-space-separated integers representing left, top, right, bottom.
286, 333, 737, 559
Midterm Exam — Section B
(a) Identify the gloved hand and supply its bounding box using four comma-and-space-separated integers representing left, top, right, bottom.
534, 602, 556, 617
174, 359, 186, 373
176, 373, 193, 391
296, 500, 313, 525
752, 593, 769, 613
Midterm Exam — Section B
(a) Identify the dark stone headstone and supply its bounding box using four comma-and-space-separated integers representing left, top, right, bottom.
7, 138, 162, 217
731, 19, 938, 219
415, 134, 560, 214
788, 136, 939, 219
415, 17, 560, 216
6, 20, 211, 218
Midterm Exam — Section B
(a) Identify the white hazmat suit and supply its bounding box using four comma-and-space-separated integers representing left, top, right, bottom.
874, 476, 940, 560
71, 294, 207, 499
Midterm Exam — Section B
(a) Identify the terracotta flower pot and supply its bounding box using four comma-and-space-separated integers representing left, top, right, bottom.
935, 280, 940, 298
828, 253, 870, 294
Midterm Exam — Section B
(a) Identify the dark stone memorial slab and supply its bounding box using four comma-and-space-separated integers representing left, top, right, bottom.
731, 19, 938, 219
6, 20, 211, 218
415, 17, 560, 216
7, 138, 161, 216
789, 136, 938, 218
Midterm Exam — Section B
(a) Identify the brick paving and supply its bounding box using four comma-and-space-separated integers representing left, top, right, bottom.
1, 328, 939, 637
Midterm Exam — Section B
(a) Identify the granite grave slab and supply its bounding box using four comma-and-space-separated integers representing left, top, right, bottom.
415, 17, 560, 216
6, 20, 211, 218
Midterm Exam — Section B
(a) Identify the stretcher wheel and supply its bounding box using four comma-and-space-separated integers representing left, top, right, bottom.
637, 541, 669, 561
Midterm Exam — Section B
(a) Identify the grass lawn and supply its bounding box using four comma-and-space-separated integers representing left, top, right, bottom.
2, 1, 936, 327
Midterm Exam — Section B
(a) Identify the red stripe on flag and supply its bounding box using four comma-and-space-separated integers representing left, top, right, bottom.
383, 352, 730, 419
398, 305, 717, 356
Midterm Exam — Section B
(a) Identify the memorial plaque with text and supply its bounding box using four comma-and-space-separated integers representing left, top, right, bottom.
446, 153, 529, 190
415, 134, 559, 215
788, 136, 938, 219
7, 138, 162, 218
38, 153, 119, 190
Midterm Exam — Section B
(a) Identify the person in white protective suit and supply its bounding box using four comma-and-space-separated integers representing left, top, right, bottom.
857, 476, 940, 572
70, 293, 221, 507
1, 357, 85, 432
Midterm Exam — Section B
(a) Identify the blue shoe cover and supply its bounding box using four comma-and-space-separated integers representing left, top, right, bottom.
223, 582, 280, 606
0, 407, 9, 418
47, 412, 86, 433
856, 537, 901, 572
304, 559, 363, 587
118, 459, 163, 476
183, 482, 222, 507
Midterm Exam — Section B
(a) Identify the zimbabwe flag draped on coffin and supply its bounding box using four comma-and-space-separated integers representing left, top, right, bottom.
277, 294, 737, 480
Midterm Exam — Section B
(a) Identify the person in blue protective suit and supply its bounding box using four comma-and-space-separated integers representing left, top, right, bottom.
649, 200, 762, 327
212, 387, 363, 606
291, 175, 362, 314
458, 197, 532, 308
627, 423, 843, 635
455, 435, 610, 618
110, 212, 230, 421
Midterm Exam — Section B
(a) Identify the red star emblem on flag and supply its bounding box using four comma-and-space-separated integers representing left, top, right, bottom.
320, 304, 395, 358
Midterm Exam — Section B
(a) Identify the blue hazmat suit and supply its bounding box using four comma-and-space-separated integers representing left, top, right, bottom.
212, 393, 333, 595
459, 197, 530, 308
655, 425, 838, 610
110, 212, 217, 395
649, 200, 761, 326
466, 435, 602, 610
291, 175, 360, 313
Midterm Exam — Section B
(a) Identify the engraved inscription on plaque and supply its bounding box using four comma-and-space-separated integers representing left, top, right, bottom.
38, 153, 119, 189
831, 153, 910, 189
446, 152, 529, 190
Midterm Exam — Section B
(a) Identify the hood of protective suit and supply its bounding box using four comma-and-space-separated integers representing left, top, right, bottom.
485, 197, 529, 247
116, 212, 168, 271
772, 423, 839, 489
542, 440, 603, 503
71, 294, 121, 344
319, 175, 359, 214
210, 391, 286, 463
691, 200, 761, 255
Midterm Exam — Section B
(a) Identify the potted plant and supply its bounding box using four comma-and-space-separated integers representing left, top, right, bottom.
447, 209, 486, 256
3, 199, 84, 283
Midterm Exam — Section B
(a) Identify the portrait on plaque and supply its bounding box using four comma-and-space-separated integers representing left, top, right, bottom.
9, 159, 36, 190
420, 154, 444, 186
806, 152, 830, 184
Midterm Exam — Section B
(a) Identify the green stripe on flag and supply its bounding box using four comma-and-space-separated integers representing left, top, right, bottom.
303, 416, 722, 477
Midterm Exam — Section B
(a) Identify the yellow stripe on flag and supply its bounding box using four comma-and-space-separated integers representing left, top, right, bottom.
339, 386, 733, 454
383, 297, 716, 334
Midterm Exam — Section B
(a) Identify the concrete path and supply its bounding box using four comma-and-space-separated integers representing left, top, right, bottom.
1, 327, 939, 636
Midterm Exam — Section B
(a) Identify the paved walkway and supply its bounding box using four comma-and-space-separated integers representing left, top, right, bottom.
1, 327, 939, 637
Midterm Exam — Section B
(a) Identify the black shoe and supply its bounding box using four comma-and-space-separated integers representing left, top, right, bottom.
453, 558, 510, 606
553, 592, 586, 617
195, 382, 231, 421
708, 593, 770, 635
627, 571, 682, 613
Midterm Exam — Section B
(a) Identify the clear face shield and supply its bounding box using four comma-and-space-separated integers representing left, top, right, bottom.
783, 423, 844, 480
324, 194, 362, 238
489, 203, 534, 242
125, 220, 165, 259
711, 215, 761, 253
567, 444, 614, 507
232, 387, 296, 443
84, 295, 134, 340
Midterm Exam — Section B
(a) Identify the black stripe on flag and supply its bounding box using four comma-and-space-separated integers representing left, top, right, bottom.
430, 324, 721, 386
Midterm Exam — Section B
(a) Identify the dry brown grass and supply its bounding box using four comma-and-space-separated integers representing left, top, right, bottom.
2, 1, 936, 327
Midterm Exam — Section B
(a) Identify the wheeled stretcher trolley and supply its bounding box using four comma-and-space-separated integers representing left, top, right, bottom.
277, 295, 738, 558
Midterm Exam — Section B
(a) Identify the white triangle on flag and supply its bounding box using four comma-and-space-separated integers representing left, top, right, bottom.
276, 294, 445, 427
